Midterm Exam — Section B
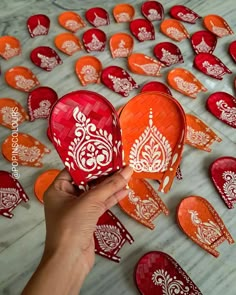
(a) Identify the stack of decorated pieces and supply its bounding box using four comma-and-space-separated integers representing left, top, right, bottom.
0, 1, 236, 292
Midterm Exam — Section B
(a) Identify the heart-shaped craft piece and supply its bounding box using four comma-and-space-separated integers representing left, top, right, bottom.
95, 210, 134, 262
85, 7, 110, 27
5, 66, 40, 92
141, 81, 172, 95
191, 30, 217, 54
128, 53, 163, 77
30, 46, 62, 72
0, 36, 21, 60
0, 98, 28, 129
113, 4, 135, 22
101, 65, 139, 97
27, 14, 50, 37
83, 28, 106, 52
130, 19, 155, 42
160, 19, 190, 41
210, 157, 236, 209
0, 171, 29, 219
109, 33, 133, 58
203, 14, 233, 37
58, 11, 86, 32
141, 1, 164, 21
135, 251, 202, 295
170, 5, 201, 24
167, 68, 207, 98
177, 195, 234, 257
119, 176, 169, 229
206, 92, 236, 128
119, 91, 186, 193
49, 90, 123, 188
194, 53, 232, 80
153, 42, 184, 67
228, 40, 236, 63
28, 86, 58, 121
34, 169, 60, 203
2, 133, 50, 167
75, 56, 102, 86
54, 33, 83, 56
185, 113, 222, 152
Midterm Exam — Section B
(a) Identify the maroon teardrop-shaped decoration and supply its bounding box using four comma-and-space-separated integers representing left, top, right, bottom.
191, 30, 217, 54
170, 5, 201, 24
153, 42, 184, 66
30, 46, 62, 71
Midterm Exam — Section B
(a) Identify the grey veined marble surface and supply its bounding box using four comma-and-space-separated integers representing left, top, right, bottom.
0, 0, 236, 294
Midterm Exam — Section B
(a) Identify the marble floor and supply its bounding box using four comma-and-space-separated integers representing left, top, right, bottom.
0, 0, 235, 294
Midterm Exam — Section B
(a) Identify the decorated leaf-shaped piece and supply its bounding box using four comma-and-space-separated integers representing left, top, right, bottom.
54, 33, 83, 56
109, 33, 133, 58
160, 19, 190, 41
141, 1, 164, 22
0, 36, 21, 60
58, 11, 86, 32
170, 5, 201, 24
85, 7, 110, 27
130, 19, 155, 42
203, 14, 233, 37
113, 4, 135, 23
191, 30, 217, 54
27, 14, 50, 37
83, 28, 106, 52
153, 42, 184, 67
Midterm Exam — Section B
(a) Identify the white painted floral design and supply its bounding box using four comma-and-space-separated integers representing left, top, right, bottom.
108, 74, 134, 96
160, 48, 180, 66
210, 21, 229, 37
17, 145, 41, 163
194, 37, 212, 53
80, 65, 99, 82
113, 40, 130, 57
166, 27, 185, 41
177, 12, 197, 23
2, 43, 20, 59
152, 269, 190, 295
31, 20, 48, 36
116, 12, 130, 22
202, 61, 225, 78
147, 9, 161, 21
37, 53, 59, 71
188, 210, 221, 245
133, 62, 161, 76
222, 171, 236, 200
95, 225, 121, 252
130, 108, 172, 173
137, 27, 152, 41
61, 40, 80, 55
0, 188, 20, 209
186, 126, 210, 146
216, 100, 236, 127
15, 75, 36, 91
33, 100, 51, 119
86, 34, 104, 51
173, 77, 198, 95
1, 106, 23, 126
65, 20, 81, 31
93, 13, 107, 27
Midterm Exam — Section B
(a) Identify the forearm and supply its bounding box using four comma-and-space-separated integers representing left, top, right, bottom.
22, 246, 87, 295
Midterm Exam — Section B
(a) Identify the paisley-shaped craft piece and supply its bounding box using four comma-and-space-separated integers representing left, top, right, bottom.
119, 91, 186, 193
119, 177, 169, 229
206, 92, 236, 128
83, 28, 106, 52
203, 14, 233, 38
135, 251, 202, 295
170, 5, 201, 24
141, 81, 172, 95
228, 40, 236, 63
128, 53, 163, 77
75, 56, 102, 86
27, 14, 50, 38
141, 1, 164, 22
0, 98, 28, 129
58, 11, 86, 32
85, 7, 110, 27
167, 68, 207, 98
94, 210, 134, 262
2, 133, 50, 167
160, 19, 190, 42
191, 30, 217, 54
0, 36, 21, 60
130, 19, 155, 42
210, 157, 236, 209
177, 195, 234, 257
34, 169, 60, 203
194, 53, 232, 80
113, 4, 135, 23
27, 86, 58, 121
101, 65, 139, 97
185, 113, 222, 152
153, 42, 184, 67
54, 33, 83, 56
5, 66, 40, 92
0, 171, 29, 219
49, 90, 123, 189
109, 33, 133, 58
30, 46, 63, 72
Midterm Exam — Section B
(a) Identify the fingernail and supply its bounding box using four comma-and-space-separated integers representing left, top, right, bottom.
120, 166, 133, 181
